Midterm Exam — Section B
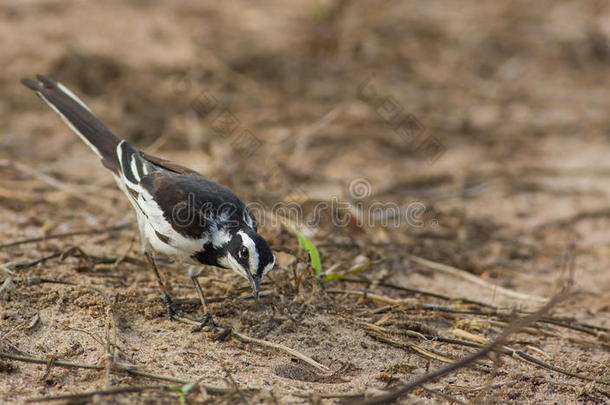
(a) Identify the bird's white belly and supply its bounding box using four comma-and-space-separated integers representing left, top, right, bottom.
114, 174, 203, 262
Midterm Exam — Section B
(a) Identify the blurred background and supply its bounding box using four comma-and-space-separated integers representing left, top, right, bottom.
1, 1, 609, 403
4, 0, 610, 289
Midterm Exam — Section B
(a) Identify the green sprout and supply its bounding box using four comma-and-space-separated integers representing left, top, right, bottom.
168, 382, 197, 405
324, 261, 373, 280
292, 227, 322, 275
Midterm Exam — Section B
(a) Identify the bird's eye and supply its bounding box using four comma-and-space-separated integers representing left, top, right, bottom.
238, 246, 249, 260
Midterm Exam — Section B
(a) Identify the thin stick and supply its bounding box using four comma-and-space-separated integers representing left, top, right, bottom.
6, 252, 62, 271
408, 255, 547, 303
337, 279, 608, 335
2, 351, 367, 400
0, 223, 129, 250
338, 277, 456, 301
511, 350, 607, 384
232, 330, 331, 374
162, 314, 330, 373
364, 329, 459, 365
353, 288, 571, 405
26, 385, 167, 403
350, 295, 606, 385
3, 160, 115, 213
0, 352, 105, 370
421, 385, 468, 405
0, 352, 230, 394
326, 289, 417, 306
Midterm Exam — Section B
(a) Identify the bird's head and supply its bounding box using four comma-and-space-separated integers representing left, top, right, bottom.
218, 228, 275, 298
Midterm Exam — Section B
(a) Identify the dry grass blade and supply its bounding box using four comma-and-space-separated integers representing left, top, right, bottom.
364, 328, 455, 364
353, 287, 572, 405
0, 223, 130, 250
408, 255, 547, 303
2, 160, 116, 214
25, 385, 168, 403
1, 351, 363, 401
168, 316, 331, 373
232, 331, 331, 374
0, 352, 231, 394
327, 289, 418, 306
421, 385, 469, 405
0, 352, 106, 371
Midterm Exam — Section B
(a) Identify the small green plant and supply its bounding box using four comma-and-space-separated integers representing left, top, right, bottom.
291, 227, 376, 280
324, 261, 373, 280
292, 227, 322, 275
168, 382, 197, 405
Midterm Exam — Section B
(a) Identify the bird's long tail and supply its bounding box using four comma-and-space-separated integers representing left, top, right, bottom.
21, 74, 122, 172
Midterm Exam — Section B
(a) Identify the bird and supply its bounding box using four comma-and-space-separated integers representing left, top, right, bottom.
21, 74, 275, 328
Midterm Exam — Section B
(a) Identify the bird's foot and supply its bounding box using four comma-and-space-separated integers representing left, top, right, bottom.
192, 312, 220, 332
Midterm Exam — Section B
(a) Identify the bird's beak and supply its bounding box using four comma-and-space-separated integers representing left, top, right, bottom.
248, 273, 260, 299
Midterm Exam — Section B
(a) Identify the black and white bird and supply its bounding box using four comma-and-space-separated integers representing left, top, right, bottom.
21, 74, 275, 327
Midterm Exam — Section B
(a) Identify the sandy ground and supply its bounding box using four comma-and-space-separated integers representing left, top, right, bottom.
1, 0, 609, 403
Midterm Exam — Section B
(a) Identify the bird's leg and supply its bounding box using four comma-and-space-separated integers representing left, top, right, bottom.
145, 252, 181, 320
189, 267, 219, 331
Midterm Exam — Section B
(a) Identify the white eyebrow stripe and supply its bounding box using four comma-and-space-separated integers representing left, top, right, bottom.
262, 256, 275, 275
238, 231, 259, 274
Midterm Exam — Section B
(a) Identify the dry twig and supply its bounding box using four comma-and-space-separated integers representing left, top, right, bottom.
408, 255, 547, 303
0, 223, 129, 250
25, 385, 168, 403
353, 287, 572, 405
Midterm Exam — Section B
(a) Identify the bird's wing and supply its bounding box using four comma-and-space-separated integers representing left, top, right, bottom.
140, 151, 202, 176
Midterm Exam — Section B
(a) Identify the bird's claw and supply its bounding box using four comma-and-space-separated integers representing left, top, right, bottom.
192, 312, 220, 332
